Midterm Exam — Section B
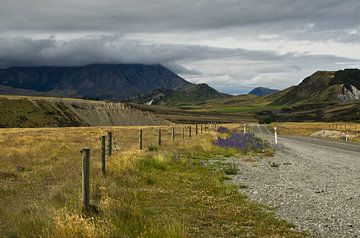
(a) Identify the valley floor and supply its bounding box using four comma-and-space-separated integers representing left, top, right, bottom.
232, 125, 360, 237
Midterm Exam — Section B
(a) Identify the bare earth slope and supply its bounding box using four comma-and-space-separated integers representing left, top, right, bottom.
0, 96, 168, 127
231, 125, 360, 237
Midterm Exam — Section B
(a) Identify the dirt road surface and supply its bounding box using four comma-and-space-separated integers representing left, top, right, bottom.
231, 124, 360, 237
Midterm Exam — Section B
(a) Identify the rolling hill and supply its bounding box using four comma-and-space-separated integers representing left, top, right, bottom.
248, 87, 279, 96
129, 83, 229, 107
0, 95, 168, 128
183, 69, 360, 122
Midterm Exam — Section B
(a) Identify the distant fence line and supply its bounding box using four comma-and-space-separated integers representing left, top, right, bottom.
273, 122, 360, 133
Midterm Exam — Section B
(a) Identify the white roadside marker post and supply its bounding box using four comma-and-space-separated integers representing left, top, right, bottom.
274, 126, 278, 144
346, 131, 349, 141
243, 124, 246, 133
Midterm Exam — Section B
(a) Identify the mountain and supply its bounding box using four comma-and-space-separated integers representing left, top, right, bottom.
272, 69, 360, 105
129, 83, 230, 107
0, 64, 192, 100
248, 87, 279, 96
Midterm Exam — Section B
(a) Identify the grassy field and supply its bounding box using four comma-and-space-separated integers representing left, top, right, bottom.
211, 104, 286, 114
270, 122, 360, 142
0, 124, 305, 237
131, 104, 257, 123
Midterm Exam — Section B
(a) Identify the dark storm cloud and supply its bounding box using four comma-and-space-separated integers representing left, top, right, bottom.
0, 35, 283, 68
0, 0, 360, 93
1, 35, 356, 69
1, 0, 359, 40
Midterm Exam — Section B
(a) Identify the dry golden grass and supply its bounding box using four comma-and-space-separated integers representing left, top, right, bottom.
270, 122, 360, 142
0, 124, 305, 237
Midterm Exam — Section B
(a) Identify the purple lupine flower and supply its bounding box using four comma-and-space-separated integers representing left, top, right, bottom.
213, 132, 267, 153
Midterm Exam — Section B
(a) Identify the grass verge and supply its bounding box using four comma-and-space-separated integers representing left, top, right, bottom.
0, 125, 306, 237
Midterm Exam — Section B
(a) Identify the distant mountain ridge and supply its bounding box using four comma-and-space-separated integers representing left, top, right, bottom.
248, 87, 279, 96
0, 64, 192, 100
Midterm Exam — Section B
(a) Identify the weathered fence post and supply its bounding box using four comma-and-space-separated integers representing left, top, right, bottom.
158, 128, 161, 146
201, 124, 203, 133
139, 129, 143, 150
100, 136, 106, 175
195, 124, 198, 135
189, 126, 192, 138
107, 132, 112, 156
172, 127, 175, 142
81, 147, 90, 212
182, 127, 185, 139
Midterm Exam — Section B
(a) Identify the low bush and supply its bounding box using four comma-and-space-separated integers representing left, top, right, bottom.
214, 132, 267, 153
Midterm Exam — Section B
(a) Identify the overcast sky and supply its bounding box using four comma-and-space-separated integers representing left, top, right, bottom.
1, 0, 360, 94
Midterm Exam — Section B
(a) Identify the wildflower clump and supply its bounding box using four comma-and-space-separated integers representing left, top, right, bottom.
214, 132, 266, 153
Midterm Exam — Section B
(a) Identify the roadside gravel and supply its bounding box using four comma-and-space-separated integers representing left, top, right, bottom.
230, 134, 360, 237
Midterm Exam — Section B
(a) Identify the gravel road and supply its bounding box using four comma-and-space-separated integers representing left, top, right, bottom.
231, 124, 360, 237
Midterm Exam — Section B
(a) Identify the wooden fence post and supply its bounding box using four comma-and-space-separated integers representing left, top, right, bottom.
201, 124, 203, 133
196, 124, 198, 135
81, 147, 90, 212
139, 130, 143, 150
100, 136, 106, 175
158, 128, 161, 146
172, 127, 175, 142
107, 132, 112, 156
189, 126, 192, 138
182, 127, 185, 139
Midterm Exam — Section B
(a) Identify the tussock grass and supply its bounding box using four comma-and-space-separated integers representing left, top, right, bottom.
270, 122, 360, 142
0, 124, 305, 237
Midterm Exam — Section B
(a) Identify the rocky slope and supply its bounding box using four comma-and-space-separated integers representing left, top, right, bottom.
272, 69, 360, 105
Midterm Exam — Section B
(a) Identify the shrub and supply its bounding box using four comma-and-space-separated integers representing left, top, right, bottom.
259, 116, 273, 124
213, 132, 266, 153
224, 163, 238, 175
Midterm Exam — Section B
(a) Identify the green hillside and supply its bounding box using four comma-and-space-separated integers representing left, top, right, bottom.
132, 83, 230, 108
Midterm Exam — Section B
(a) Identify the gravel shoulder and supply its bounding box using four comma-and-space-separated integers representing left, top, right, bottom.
231, 128, 360, 237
